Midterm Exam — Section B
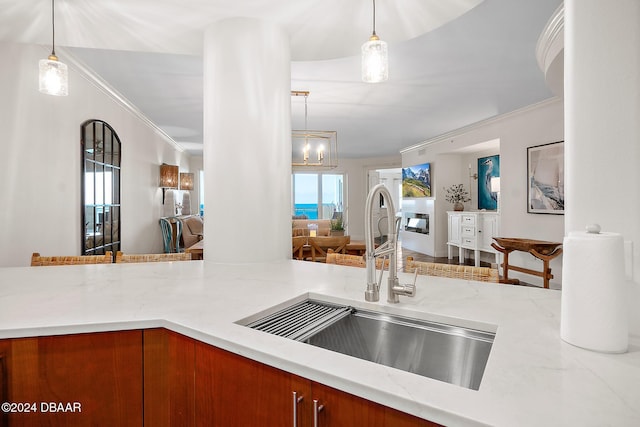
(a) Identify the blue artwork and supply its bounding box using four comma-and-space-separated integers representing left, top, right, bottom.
477, 155, 500, 210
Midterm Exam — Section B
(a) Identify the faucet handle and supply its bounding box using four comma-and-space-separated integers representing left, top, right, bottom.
394, 282, 416, 297
392, 269, 418, 297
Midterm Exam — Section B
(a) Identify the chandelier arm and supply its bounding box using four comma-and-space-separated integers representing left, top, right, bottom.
304, 93, 308, 131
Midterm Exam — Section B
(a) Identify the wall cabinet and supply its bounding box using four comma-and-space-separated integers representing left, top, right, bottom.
447, 211, 500, 266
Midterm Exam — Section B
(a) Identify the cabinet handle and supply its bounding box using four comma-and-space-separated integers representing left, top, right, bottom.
292, 391, 304, 427
313, 399, 324, 427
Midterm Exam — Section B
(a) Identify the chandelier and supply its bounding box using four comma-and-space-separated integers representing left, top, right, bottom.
291, 91, 338, 169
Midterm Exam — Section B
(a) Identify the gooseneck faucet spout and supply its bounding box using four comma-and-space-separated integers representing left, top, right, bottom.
364, 184, 416, 303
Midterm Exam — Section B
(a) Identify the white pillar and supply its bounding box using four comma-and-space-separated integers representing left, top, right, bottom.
565, 0, 640, 233
564, 0, 640, 334
203, 18, 291, 263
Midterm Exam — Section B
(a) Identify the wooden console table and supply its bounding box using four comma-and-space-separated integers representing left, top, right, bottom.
491, 237, 563, 289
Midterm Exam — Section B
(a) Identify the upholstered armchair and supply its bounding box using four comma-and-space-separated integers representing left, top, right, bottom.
179, 215, 204, 249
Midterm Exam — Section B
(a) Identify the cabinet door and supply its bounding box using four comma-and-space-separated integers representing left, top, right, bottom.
143, 328, 195, 427
479, 214, 499, 251
311, 381, 439, 427
0, 340, 10, 427
195, 341, 311, 427
2, 331, 143, 427
448, 214, 461, 244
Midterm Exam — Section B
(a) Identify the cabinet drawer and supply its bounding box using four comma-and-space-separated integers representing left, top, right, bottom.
462, 237, 476, 247
461, 215, 476, 225
461, 226, 475, 237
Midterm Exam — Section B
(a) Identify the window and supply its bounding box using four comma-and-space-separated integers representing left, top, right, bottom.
292, 173, 344, 220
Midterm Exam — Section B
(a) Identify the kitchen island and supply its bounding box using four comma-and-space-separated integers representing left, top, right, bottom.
1, 260, 639, 426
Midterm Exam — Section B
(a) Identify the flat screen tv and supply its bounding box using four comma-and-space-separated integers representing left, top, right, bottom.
402, 162, 431, 197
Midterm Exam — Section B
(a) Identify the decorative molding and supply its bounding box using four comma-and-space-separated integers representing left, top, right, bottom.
400, 97, 562, 155
535, 3, 564, 74
57, 46, 185, 153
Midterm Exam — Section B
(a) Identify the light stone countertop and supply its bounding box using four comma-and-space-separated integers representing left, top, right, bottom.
1, 260, 639, 426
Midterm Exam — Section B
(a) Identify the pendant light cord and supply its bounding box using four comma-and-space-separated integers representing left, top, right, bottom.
51, 0, 56, 56
372, 0, 377, 37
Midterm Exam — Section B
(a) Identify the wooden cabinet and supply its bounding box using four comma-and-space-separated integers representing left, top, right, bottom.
192, 333, 439, 427
143, 328, 195, 427
2, 328, 441, 426
310, 381, 438, 427
0, 330, 143, 427
447, 211, 499, 266
195, 340, 310, 426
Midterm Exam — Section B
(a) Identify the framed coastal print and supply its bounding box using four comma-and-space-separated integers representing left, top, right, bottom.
527, 141, 564, 214
402, 162, 431, 197
477, 155, 500, 210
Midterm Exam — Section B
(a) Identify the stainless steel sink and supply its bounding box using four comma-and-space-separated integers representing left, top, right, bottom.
243, 299, 495, 390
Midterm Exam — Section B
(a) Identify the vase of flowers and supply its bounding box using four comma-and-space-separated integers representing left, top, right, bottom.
444, 184, 471, 211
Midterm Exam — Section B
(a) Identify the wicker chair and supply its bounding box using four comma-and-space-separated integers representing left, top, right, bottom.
404, 256, 499, 283
325, 251, 389, 270
31, 252, 113, 266
115, 251, 192, 263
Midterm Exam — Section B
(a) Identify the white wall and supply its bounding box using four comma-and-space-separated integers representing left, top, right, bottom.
0, 41, 190, 267
402, 98, 565, 286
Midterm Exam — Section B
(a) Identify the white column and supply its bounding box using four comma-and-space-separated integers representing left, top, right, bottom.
203, 18, 291, 263
564, 0, 640, 333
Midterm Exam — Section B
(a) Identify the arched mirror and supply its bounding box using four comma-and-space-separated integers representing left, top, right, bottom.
81, 119, 121, 256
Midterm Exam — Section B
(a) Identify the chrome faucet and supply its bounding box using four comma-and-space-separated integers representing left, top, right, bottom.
364, 184, 416, 303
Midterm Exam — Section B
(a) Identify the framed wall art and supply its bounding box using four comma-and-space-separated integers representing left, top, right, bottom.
527, 141, 564, 214
477, 155, 500, 210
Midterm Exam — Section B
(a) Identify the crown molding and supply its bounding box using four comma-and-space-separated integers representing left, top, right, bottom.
535, 3, 564, 74
400, 97, 562, 155
57, 46, 185, 153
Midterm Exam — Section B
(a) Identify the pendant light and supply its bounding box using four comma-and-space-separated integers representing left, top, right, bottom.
361, 0, 388, 83
39, 0, 68, 96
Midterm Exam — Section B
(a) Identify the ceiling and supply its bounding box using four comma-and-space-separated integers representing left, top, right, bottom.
0, 0, 562, 158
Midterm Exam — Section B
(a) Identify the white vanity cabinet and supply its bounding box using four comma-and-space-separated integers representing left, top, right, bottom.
447, 211, 500, 266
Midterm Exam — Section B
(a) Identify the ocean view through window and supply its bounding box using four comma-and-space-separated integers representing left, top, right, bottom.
293, 173, 344, 220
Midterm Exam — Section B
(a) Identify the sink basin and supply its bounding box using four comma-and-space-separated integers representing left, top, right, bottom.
242, 299, 495, 390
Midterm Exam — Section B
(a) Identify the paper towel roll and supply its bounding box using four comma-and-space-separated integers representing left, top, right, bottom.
560, 230, 628, 353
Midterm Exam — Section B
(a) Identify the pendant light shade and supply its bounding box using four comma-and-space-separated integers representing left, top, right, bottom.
39, 55, 68, 96
362, 0, 388, 83
39, 0, 68, 96
362, 35, 388, 83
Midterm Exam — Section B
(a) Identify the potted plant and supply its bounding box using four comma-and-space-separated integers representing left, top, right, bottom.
444, 184, 471, 211
330, 216, 345, 236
